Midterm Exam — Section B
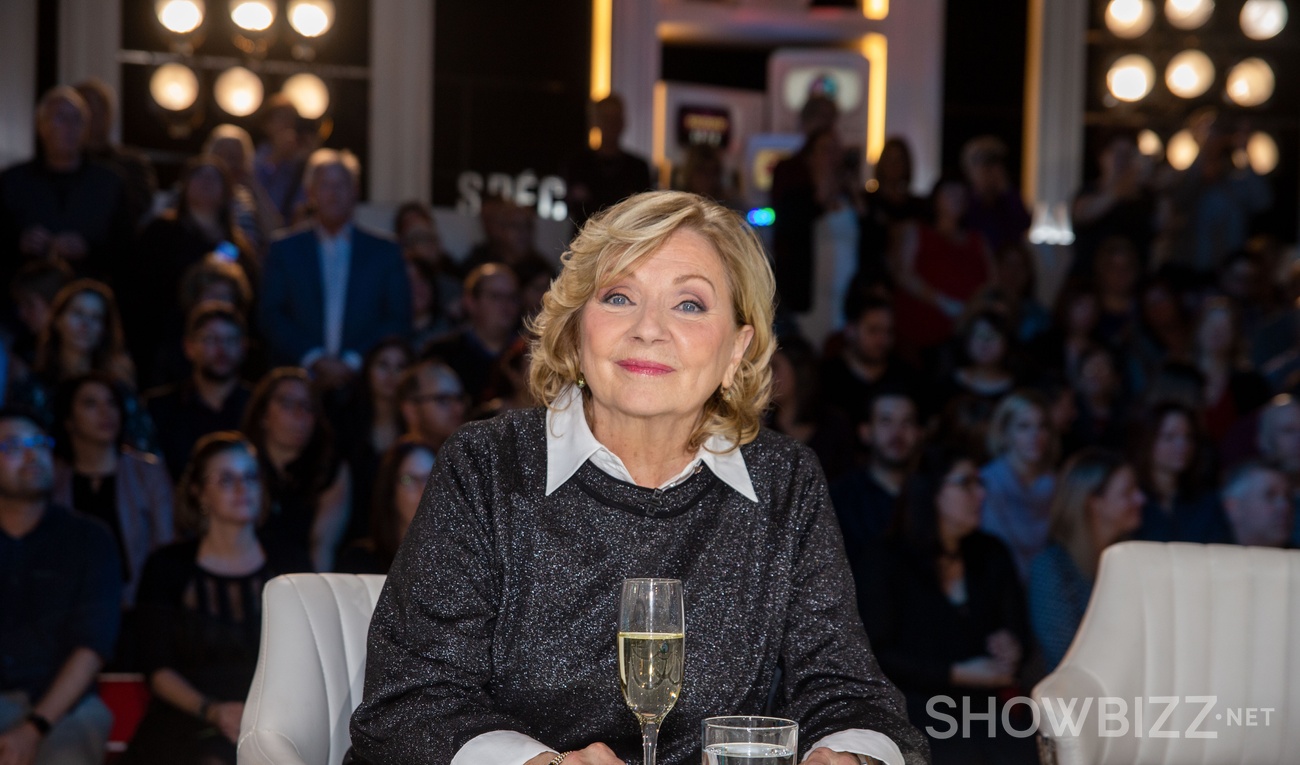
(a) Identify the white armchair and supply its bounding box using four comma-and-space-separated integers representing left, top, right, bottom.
238, 574, 386, 765
1032, 541, 1300, 765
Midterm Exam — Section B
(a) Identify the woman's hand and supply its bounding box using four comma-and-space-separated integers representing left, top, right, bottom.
524, 743, 624, 765
206, 701, 244, 743
950, 655, 1016, 688
986, 629, 1022, 667
801, 747, 861, 765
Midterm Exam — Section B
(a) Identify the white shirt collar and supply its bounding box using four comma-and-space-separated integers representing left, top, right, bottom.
544, 385, 758, 503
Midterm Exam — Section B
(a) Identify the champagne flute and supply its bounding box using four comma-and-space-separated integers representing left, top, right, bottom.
618, 578, 685, 765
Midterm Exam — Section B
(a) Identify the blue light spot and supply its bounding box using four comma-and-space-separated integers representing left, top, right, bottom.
747, 207, 775, 227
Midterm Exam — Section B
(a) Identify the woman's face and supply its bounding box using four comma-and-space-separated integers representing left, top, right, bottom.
579, 229, 753, 430
1197, 307, 1235, 357
56, 292, 106, 355
68, 381, 121, 445
965, 319, 1007, 368
1008, 405, 1049, 467
393, 448, 435, 539
937, 459, 986, 540
186, 164, 225, 213
1089, 465, 1145, 539
1078, 351, 1117, 399
198, 447, 262, 528
1152, 411, 1194, 475
262, 379, 316, 453
369, 347, 409, 401
1066, 294, 1099, 334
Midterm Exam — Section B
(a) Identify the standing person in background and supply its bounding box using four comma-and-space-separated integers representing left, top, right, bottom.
395, 201, 462, 329
73, 79, 157, 227
0, 86, 132, 287
1071, 131, 1155, 279
205, 123, 283, 258
253, 95, 307, 222
1029, 449, 1144, 672
259, 149, 411, 390
858, 137, 927, 289
0, 408, 122, 765
959, 135, 1030, 255
979, 391, 1058, 583
564, 94, 654, 230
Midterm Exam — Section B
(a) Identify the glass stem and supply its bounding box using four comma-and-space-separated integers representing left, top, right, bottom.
641, 720, 660, 765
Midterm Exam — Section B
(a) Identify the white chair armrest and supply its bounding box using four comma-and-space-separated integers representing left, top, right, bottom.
1032, 664, 1106, 765
238, 729, 311, 765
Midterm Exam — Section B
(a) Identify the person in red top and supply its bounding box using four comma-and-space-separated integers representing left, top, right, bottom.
892, 178, 994, 358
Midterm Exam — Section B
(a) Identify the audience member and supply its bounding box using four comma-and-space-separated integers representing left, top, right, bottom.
819, 293, 916, 420
259, 149, 411, 388
395, 200, 462, 326
1193, 297, 1270, 444
858, 136, 927, 288
1092, 236, 1142, 348
51, 372, 173, 606
980, 390, 1059, 582
1221, 460, 1292, 547
7, 260, 73, 371
463, 195, 554, 278
1029, 449, 1144, 672
960, 135, 1030, 254
423, 264, 521, 406
204, 123, 282, 257
765, 334, 856, 481
1131, 401, 1232, 544
252, 94, 308, 222
73, 79, 157, 227
241, 368, 349, 572
831, 387, 923, 552
336, 437, 435, 575
396, 359, 467, 452
564, 94, 654, 228
855, 447, 1035, 765
0, 86, 132, 286
981, 241, 1050, 343
124, 432, 309, 765
0, 408, 121, 765
1256, 395, 1300, 547
145, 303, 253, 482
1067, 344, 1128, 452
1071, 131, 1155, 278
674, 144, 742, 210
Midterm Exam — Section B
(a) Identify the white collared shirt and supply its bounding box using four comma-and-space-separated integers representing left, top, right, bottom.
451, 387, 904, 765
316, 223, 352, 358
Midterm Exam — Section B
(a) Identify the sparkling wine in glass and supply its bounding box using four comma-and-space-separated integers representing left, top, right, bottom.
618, 578, 685, 765
702, 716, 798, 765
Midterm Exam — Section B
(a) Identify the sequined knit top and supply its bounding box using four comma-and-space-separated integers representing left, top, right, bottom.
347, 406, 929, 765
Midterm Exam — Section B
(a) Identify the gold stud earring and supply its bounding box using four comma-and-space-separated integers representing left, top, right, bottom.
577, 373, 586, 389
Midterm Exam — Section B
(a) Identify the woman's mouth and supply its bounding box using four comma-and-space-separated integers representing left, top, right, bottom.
616, 359, 674, 375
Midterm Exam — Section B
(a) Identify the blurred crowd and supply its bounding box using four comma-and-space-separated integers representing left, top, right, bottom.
0, 80, 1295, 765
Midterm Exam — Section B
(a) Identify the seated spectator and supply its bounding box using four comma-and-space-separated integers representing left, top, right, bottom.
765, 334, 857, 481
960, 135, 1030, 255
856, 447, 1035, 765
1129, 274, 1193, 393
1092, 236, 1141, 348
8, 280, 156, 453
462, 194, 554, 277
396, 359, 467, 452
205, 123, 282, 257
1067, 344, 1129, 452
1131, 401, 1232, 544
0, 408, 122, 765
1221, 460, 1292, 547
1070, 130, 1154, 280
7, 259, 72, 371
124, 432, 309, 765
52, 372, 174, 606
241, 368, 350, 572
819, 291, 920, 424
1029, 449, 1144, 672
258, 149, 410, 388
127, 155, 253, 387
471, 337, 535, 418
980, 390, 1058, 582
336, 437, 435, 575
831, 387, 923, 553
332, 338, 411, 545
514, 255, 557, 321
1034, 280, 1102, 383
941, 309, 1019, 405
73, 79, 157, 226
395, 200, 462, 323
980, 241, 1051, 344
1193, 297, 1270, 445
423, 264, 521, 406
1256, 395, 1300, 547
0, 86, 131, 286
145, 303, 253, 482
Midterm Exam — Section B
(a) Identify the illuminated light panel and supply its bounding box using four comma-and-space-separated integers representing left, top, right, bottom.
215, 66, 264, 116
157, 0, 204, 34
288, 0, 334, 37
150, 63, 199, 110
1107, 54, 1156, 102
859, 33, 887, 164
1106, 0, 1156, 37
1165, 50, 1214, 98
1240, 0, 1288, 39
1226, 58, 1275, 106
231, 0, 274, 32
1166, 130, 1199, 170
590, 0, 612, 101
1166, 0, 1214, 29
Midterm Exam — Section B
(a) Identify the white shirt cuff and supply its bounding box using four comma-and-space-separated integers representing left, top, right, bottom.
451, 730, 552, 765
810, 729, 904, 765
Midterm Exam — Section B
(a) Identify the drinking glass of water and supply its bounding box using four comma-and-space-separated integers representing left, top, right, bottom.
702, 716, 798, 765
619, 578, 685, 765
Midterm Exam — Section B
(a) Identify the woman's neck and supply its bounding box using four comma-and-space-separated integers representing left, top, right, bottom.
588, 403, 698, 488
72, 438, 117, 476
1007, 452, 1044, 484
59, 348, 91, 378
199, 521, 264, 570
1152, 469, 1179, 504
937, 522, 964, 557
264, 441, 302, 473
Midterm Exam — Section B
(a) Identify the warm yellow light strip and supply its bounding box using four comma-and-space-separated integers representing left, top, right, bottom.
653, 81, 668, 187
862, 0, 889, 20
591, 0, 613, 101
860, 33, 888, 164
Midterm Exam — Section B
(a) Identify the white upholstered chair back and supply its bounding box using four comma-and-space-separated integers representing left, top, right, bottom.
1032, 542, 1300, 765
238, 574, 386, 765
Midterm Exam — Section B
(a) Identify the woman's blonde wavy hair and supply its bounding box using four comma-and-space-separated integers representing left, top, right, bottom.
527, 190, 775, 451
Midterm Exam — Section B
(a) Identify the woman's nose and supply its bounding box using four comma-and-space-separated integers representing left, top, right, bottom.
630, 304, 669, 341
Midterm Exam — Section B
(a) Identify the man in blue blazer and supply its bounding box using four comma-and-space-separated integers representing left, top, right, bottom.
259, 148, 411, 388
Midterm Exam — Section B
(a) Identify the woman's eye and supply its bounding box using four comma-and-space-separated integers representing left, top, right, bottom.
604, 293, 630, 306
678, 300, 705, 313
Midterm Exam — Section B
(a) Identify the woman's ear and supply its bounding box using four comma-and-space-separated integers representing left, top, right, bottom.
724, 325, 755, 389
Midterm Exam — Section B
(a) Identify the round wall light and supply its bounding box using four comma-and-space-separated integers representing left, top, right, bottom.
281, 73, 330, 119
230, 0, 274, 32
214, 66, 264, 116
1166, 0, 1215, 29
1240, 0, 1288, 39
288, 0, 335, 37
1166, 130, 1200, 170
156, 0, 205, 34
1165, 50, 1215, 98
150, 63, 200, 110
1226, 58, 1275, 106
1106, 0, 1156, 37
1107, 55, 1156, 102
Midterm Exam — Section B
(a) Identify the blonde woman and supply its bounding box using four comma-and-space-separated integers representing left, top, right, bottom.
348, 192, 928, 765
979, 390, 1058, 582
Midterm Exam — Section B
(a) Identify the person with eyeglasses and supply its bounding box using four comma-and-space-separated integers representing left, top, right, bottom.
0, 407, 122, 765
855, 446, 1035, 765
124, 432, 309, 765
422, 263, 524, 407
336, 437, 435, 575
395, 359, 467, 452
